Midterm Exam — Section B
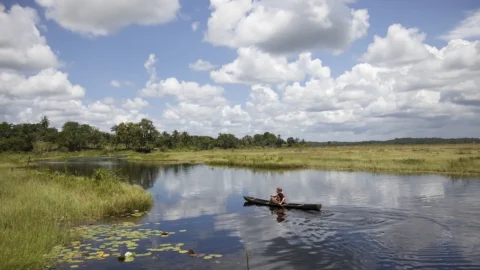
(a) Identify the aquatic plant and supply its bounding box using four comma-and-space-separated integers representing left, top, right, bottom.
44, 222, 223, 268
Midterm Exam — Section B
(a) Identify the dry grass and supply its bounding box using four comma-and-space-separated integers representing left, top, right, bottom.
127, 144, 480, 176
0, 168, 153, 270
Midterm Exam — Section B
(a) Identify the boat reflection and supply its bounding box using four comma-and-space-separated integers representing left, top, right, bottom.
243, 202, 287, 223
272, 208, 286, 223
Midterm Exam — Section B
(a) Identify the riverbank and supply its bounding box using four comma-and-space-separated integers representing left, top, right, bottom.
127, 144, 480, 176
0, 168, 153, 270
1, 144, 480, 176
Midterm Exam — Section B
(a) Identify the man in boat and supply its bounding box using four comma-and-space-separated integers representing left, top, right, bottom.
270, 187, 286, 206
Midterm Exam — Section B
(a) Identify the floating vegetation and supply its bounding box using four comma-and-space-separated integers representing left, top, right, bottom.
44, 221, 223, 268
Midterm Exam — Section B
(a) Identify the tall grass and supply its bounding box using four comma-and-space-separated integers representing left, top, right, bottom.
126, 144, 480, 176
2, 144, 479, 176
0, 168, 153, 270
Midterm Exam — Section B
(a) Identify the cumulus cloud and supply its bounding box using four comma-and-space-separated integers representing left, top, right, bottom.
189, 59, 216, 71
0, 4, 153, 131
0, 69, 85, 100
103, 97, 115, 104
205, 23, 479, 141
0, 67, 151, 130
0, 4, 60, 71
361, 24, 435, 67
1, 91, 150, 131
204, 0, 369, 55
122, 97, 149, 110
210, 47, 331, 85
139, 54, 227, 106
161, 102, 252, 136
35, 0, 180, 36
146, 20, 479, 140
440, 9, 480, 41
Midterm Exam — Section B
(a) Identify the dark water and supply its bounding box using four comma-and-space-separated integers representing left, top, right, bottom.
37, 160, 480, 270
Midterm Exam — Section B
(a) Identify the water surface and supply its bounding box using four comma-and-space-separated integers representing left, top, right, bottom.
38, 160, 480, 269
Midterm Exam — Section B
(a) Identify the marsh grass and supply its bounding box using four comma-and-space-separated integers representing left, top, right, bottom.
126, 144, 480, 176
0, 168, 153, 270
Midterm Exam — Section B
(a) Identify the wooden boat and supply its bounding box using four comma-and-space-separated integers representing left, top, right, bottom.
243, 196, 322, 211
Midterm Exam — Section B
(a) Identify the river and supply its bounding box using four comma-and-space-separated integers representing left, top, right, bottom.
37, 159, 480, 270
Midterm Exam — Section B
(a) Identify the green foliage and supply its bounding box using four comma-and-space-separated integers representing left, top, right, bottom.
0, 117, 306, 154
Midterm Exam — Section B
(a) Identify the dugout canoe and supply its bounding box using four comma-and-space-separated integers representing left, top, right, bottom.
243, 196, 322, 211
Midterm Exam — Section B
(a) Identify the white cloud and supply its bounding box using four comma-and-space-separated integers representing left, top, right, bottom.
204, 0, 369, 55
140, 77, 227, 106
361, 24, 434, 67
0, 4, 153, 131
103, 97, 115, 104
191, 21, 199, 32
110, 80, 134, 87
110, 80, 121, 87
0, 4, 60, 71
35, 0, 181, 36
0, 69, 85, 99
147, 24, 479, 140
139, 54, 226, 106
122, 97, 149, 110
0, 69, 151, 130
210, 47, 331, 85
161, 102, 251, 136
204, 23, 480, 141
440, 9, 480, 40
189, 59, 216, 71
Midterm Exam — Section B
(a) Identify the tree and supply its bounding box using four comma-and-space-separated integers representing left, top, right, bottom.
39, 116, 50, 129
287, 137, 295, 147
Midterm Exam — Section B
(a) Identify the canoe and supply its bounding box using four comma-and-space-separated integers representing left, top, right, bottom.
243, 196, 322, 211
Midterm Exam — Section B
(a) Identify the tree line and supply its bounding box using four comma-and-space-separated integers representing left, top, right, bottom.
0, 117, 306, 153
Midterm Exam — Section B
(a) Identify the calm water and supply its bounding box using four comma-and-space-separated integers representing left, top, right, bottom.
38, 160, 480, 270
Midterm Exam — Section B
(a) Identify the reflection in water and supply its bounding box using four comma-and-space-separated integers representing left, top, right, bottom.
271, 208, 286, 223
37, 161, 197, 190
38, 160, 480, 269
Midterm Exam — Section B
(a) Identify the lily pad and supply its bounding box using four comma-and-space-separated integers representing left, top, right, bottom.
136, 252, 152, 257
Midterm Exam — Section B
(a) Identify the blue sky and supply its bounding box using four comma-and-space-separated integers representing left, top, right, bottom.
1, 0, 479, 141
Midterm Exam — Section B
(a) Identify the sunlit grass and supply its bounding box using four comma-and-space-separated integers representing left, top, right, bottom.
0, 168, 153, 270
127, 144, 480, 176
2, 144, 479, 176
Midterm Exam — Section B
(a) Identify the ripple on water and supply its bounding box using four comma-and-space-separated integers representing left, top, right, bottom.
236, 205, 480, 270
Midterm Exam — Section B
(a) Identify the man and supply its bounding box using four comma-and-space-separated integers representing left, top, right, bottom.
270, 187, 286, 206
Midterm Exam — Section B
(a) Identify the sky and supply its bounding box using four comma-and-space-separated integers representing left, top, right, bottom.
1, 0, 479, 142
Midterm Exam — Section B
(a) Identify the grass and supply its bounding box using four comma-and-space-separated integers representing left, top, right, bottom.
2, 144, 480, 176
0, 168, 154, 270
125, 144, 480, 176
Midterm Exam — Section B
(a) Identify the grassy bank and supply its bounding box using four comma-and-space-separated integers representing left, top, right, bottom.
2, 143, 480, 176
126, 144, 480, 176
0, 168, 153, 270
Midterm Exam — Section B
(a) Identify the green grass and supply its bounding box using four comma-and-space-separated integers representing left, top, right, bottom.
2, 144, 480, 176
0, 168, 153, 270
125, 144, 480, 176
